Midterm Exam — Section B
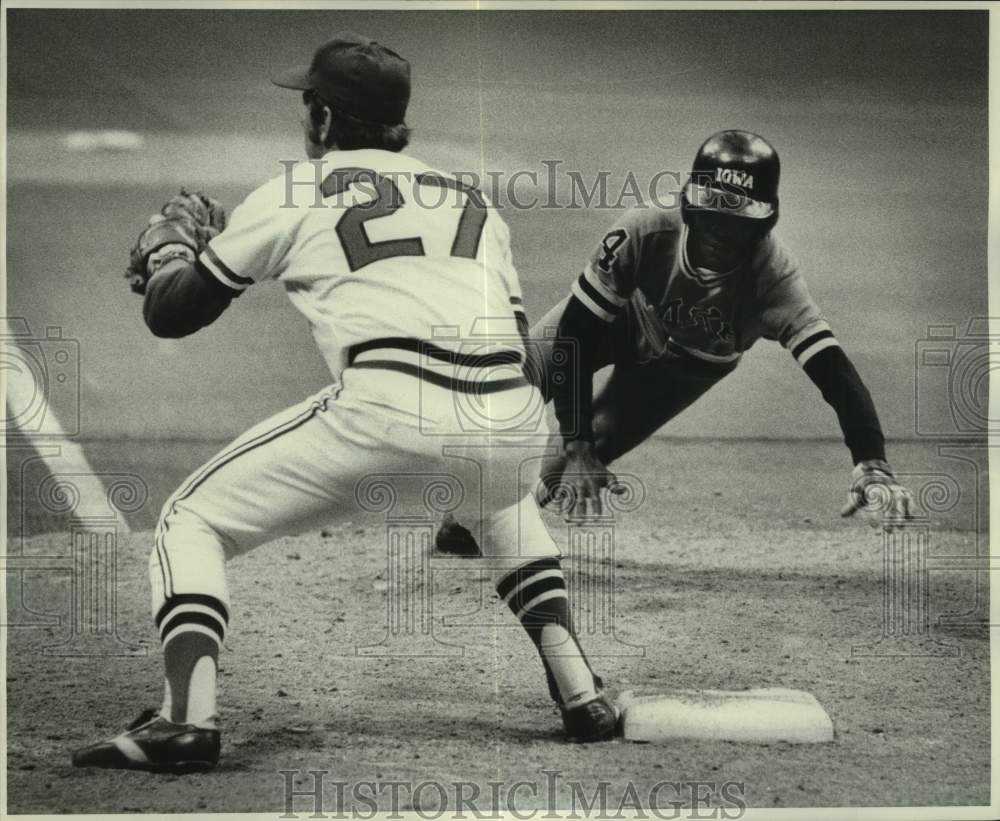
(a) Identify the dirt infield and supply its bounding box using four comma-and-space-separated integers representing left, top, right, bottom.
4, 8, 991, 815
4, 440, 989, 813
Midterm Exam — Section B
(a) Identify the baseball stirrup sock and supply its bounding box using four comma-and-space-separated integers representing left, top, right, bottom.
496, 558, 599, 708
155, 594, 229, 728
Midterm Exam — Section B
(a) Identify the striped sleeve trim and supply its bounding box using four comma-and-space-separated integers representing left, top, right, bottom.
200, 246, 255, 291
572, 275, 619, 323
582, 264, 628, 307
194, 259, 243, 297
791, 329, 841, 366
784, 319, 832, 353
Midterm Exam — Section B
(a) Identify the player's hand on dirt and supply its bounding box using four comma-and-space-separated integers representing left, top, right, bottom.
559, 440, 624, 521
126, 189, 227, 295
840, 459, 914, 532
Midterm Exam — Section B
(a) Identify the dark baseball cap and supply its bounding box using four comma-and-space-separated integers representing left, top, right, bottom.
271, 31, 410, 125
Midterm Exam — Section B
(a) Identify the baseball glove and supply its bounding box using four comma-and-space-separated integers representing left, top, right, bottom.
125, 189, 227, 294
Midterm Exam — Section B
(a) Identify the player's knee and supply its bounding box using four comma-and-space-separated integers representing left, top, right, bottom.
155, 496, 189, 537
158, 496, 224, 543
148, 552, 165, 622
149, 504, 231, 620
157, 498, 238, 572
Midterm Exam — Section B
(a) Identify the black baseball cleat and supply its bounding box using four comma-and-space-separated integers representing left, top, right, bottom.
434, 514, 482, 557
72, 709, 220, 773
561, 695, 620, 742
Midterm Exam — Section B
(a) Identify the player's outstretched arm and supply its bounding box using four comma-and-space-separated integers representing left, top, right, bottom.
799, 341, 914, 531
758, 244, 914, 531
550, 295, 621, 519
547, 215, 638, 519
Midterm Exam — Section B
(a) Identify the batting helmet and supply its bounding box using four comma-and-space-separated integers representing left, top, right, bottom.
681, 130, 780, 231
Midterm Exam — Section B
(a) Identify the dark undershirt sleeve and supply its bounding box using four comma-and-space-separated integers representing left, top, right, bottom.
143, 258, 240, 338
551, 294, 615, 442
547, 211, 643, 442
801, 343, 886, 463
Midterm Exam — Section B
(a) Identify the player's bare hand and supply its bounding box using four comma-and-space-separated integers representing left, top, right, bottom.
559, 440, 624, 521
840, 459, 915, 532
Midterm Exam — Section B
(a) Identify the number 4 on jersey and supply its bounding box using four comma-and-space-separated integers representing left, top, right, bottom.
597, 228, 628, 273
320, 167, 487, 272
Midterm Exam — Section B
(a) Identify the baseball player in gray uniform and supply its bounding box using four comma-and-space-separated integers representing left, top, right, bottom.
438, 131, 914, 548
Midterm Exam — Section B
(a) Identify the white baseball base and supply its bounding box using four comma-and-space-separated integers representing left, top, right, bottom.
617, 687, 834, 744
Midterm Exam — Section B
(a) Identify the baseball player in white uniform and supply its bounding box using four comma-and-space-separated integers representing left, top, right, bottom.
73, 32, 617, 773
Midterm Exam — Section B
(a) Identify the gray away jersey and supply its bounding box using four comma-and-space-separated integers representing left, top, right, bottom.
571, 207, 835, 368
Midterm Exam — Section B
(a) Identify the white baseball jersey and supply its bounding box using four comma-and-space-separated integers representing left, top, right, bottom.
198, 149, 526, 379
152, 149, 560, 618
